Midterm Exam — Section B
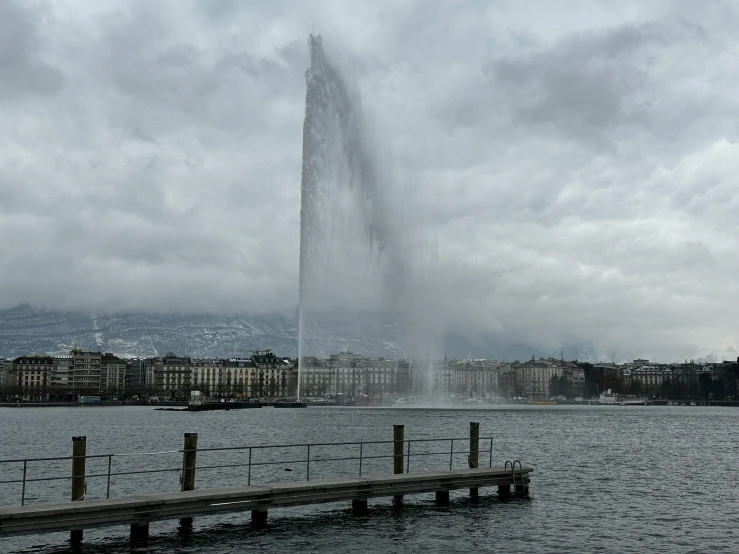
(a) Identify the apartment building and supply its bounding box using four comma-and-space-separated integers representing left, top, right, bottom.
515, 359, 564, 398
71, 349, 102, 392
100, 353, 128, 394
51, 355, 73, 388
150, 354, 192, 400
300, 353, 411, 398
8, 355, 53, 400
451, 360, 501, 398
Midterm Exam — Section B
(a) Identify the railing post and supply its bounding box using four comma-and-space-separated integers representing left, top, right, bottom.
469, 422, 479, 468
393, 425, 404, 474
489, 437, 493, 468
179, 432, 197, 529
21, 460, 27, 506
71, 436, 86, 544
393, 424, 404, 504
469, 422, 479, 497
352, 442, 369, 515
247, 444, 268, 526
106, 455, 112, 499
247, 447, 252, 486
406, 440, 411, 473
306, 444, 311, 481
449, 438, 454, 470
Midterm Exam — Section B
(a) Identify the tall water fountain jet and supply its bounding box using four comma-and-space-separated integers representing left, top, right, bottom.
298, 34, 442, 400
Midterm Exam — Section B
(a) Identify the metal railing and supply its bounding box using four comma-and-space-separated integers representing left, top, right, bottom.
0, 435, 494, 506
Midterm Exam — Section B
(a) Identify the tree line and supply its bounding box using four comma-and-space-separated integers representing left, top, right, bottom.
574, 361, 739, 400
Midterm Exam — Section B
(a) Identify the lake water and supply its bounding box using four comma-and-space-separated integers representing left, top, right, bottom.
1, 405, 737, 553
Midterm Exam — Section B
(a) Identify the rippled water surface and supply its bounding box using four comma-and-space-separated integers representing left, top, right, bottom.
1, 405, 737, 553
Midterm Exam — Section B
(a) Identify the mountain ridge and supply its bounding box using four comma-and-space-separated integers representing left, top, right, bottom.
0, 304, 543, 361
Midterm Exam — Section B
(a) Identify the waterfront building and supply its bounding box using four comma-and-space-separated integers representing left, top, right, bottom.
51, 355, 73, 389
0, 358, 11, 396
99, 353, 128, 395
450, 360, 501, 398
128, 358, 151, 391
191, 351, 293, 399
191, 359, 225, 397
150, 353, 192, 400
593, 363, 624, 380
10, 355, 54, 400
71, 349, 102, 393
358, 357, 406, 398
624, 363, 711, 393
515, 359, 564, 398
250, 350, 293, 398
564, 365, 586, 393
299, 353, 410, 400
299, 356, 339, 397
625, 365, 668, 389
433, 361, 453, 398
498, 363, 517, 398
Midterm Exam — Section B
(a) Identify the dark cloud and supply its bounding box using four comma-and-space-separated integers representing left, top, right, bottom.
0, 0, 737, 361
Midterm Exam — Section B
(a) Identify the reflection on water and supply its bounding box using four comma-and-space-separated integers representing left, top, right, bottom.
1, 405, 737, 553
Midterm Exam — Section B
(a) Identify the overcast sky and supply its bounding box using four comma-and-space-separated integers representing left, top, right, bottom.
1, 0, 738, 361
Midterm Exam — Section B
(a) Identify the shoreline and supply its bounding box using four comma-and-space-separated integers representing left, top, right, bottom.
0, 402, 187, 408
2, 401, 739, 409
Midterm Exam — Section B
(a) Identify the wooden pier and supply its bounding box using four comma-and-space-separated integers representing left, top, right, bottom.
0, 423, 533, 543
0, 466, 532, 538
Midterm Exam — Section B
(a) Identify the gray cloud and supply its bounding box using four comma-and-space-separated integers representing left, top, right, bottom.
0, 0, 737, 361
0, 0, 65, 97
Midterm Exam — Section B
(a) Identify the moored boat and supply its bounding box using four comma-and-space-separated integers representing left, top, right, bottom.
599, 389, 647, 406
187, 390, 261, 411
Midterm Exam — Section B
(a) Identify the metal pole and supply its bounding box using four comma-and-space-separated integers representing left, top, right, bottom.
247, 447, 252, 486
21, 461, 27, 506
489, 437, 493, 468
358, 442, 363, 477
306, 444, 311, 481
449, 438, 454, 470
406, 440, 411, 473
106, 455, 112, 499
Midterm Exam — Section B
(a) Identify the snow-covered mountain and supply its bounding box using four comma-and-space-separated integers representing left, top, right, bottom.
0, 304, 401, 359
0, 304, 542, 361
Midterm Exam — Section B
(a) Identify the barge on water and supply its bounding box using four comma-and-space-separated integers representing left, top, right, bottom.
188, 390, 260, 411
187, 390, 306, 411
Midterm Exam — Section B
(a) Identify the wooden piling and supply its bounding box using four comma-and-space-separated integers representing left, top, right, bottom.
70, 436, 86, 544
435, 490, 450, 505
469, 422, 479, 497
498, 484, 511, 499
393, 425, 404, 504
179, 433, 197, 529
352, 499, 368, 516
130, 522, 149, 541
251, 508, 268, 526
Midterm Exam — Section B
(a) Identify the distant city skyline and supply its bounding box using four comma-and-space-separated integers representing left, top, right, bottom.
1, 0, 737, 362
3, 346, 737, 404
